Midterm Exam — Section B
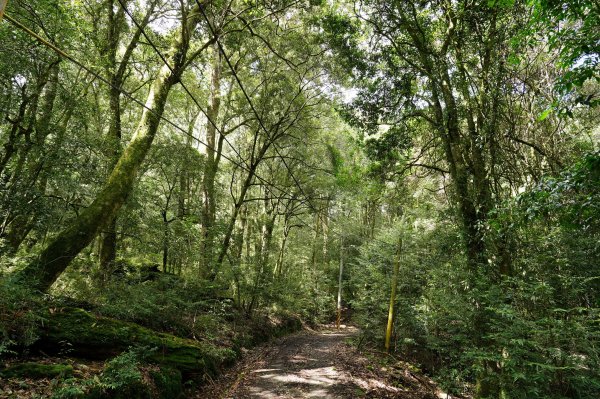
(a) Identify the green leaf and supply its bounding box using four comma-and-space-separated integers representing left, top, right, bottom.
537, 108, 552, 121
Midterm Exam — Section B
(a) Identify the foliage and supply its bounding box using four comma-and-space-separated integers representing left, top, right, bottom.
0, 280, 45, 356
0, 0, 599, 398
517, 151, 600, 229
530, 0, 600, 106
51, 347, 169, 399
84, 277, 232, 339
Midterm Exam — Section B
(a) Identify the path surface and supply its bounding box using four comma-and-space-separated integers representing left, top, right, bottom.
196, 326, 448, 399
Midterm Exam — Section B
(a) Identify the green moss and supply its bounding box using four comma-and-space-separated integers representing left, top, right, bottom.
0, 362, 73, 379
37, 307, 301, 398
40, 307, 236, 377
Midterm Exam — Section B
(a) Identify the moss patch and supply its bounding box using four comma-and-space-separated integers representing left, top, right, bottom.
0, 362, 73, 379
38, 307, 236, 377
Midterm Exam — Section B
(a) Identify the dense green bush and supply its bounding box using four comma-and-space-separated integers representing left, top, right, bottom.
348, 153, 600, 398
51, 347, 183, 399
0, 280, 44, 356
58, 266, 234, 341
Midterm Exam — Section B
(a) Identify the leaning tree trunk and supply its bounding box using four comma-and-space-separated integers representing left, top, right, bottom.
12, 8, 202, 292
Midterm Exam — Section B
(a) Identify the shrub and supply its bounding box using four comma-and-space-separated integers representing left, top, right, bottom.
0, 280, 44, 357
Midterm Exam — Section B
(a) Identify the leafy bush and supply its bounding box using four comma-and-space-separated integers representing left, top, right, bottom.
51, 347, 165, 399
62, 271, 233, 341
0, 280, 45, 356
349, 152, 600, 398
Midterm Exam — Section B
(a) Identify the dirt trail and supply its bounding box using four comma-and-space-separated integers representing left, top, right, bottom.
196, 326, 450, 399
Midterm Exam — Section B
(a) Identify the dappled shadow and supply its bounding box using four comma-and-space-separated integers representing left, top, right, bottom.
242, 364, 376, 398
227, 327, 401, 398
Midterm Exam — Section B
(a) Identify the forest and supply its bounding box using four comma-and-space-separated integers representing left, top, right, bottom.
0, 0, 598, 398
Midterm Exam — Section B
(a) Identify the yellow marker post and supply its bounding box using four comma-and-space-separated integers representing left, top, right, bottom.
0, 0, 8, 21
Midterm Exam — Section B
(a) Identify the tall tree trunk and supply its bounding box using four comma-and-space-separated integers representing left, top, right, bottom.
248, 200, 276, 313
162, 210, 169, 272
322, 200, 329, 263
243, 207, 253, 268
215, 181, 248, 271
12, 8, 202, 291
199, 44, 222, 277
273, 218, 290, 278
98, 83, 123, 273
231, 204, 247, 306
385, 237, 402, 353
336, 236, 344, 329
177, 115, 197, 219
0, 85, 30, 177
99, 0, 127, 272
99, 0, 157, 272
310, 212, 321, 274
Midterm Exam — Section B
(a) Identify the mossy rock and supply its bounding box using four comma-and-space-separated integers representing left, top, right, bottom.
0, 362, 73, 379
37, 307, 236, 378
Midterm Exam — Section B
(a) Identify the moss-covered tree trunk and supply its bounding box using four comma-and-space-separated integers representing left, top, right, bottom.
12, 6, 203, 292
99, 0, 155, 274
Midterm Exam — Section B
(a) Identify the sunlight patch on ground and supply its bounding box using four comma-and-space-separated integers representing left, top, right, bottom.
436, 390, 459, 398
259, 366, 340, 387
289, 355, 317, 363
352, 375, 400, 394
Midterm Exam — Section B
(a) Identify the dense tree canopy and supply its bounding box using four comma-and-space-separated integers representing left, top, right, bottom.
0, 0, 598, 398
